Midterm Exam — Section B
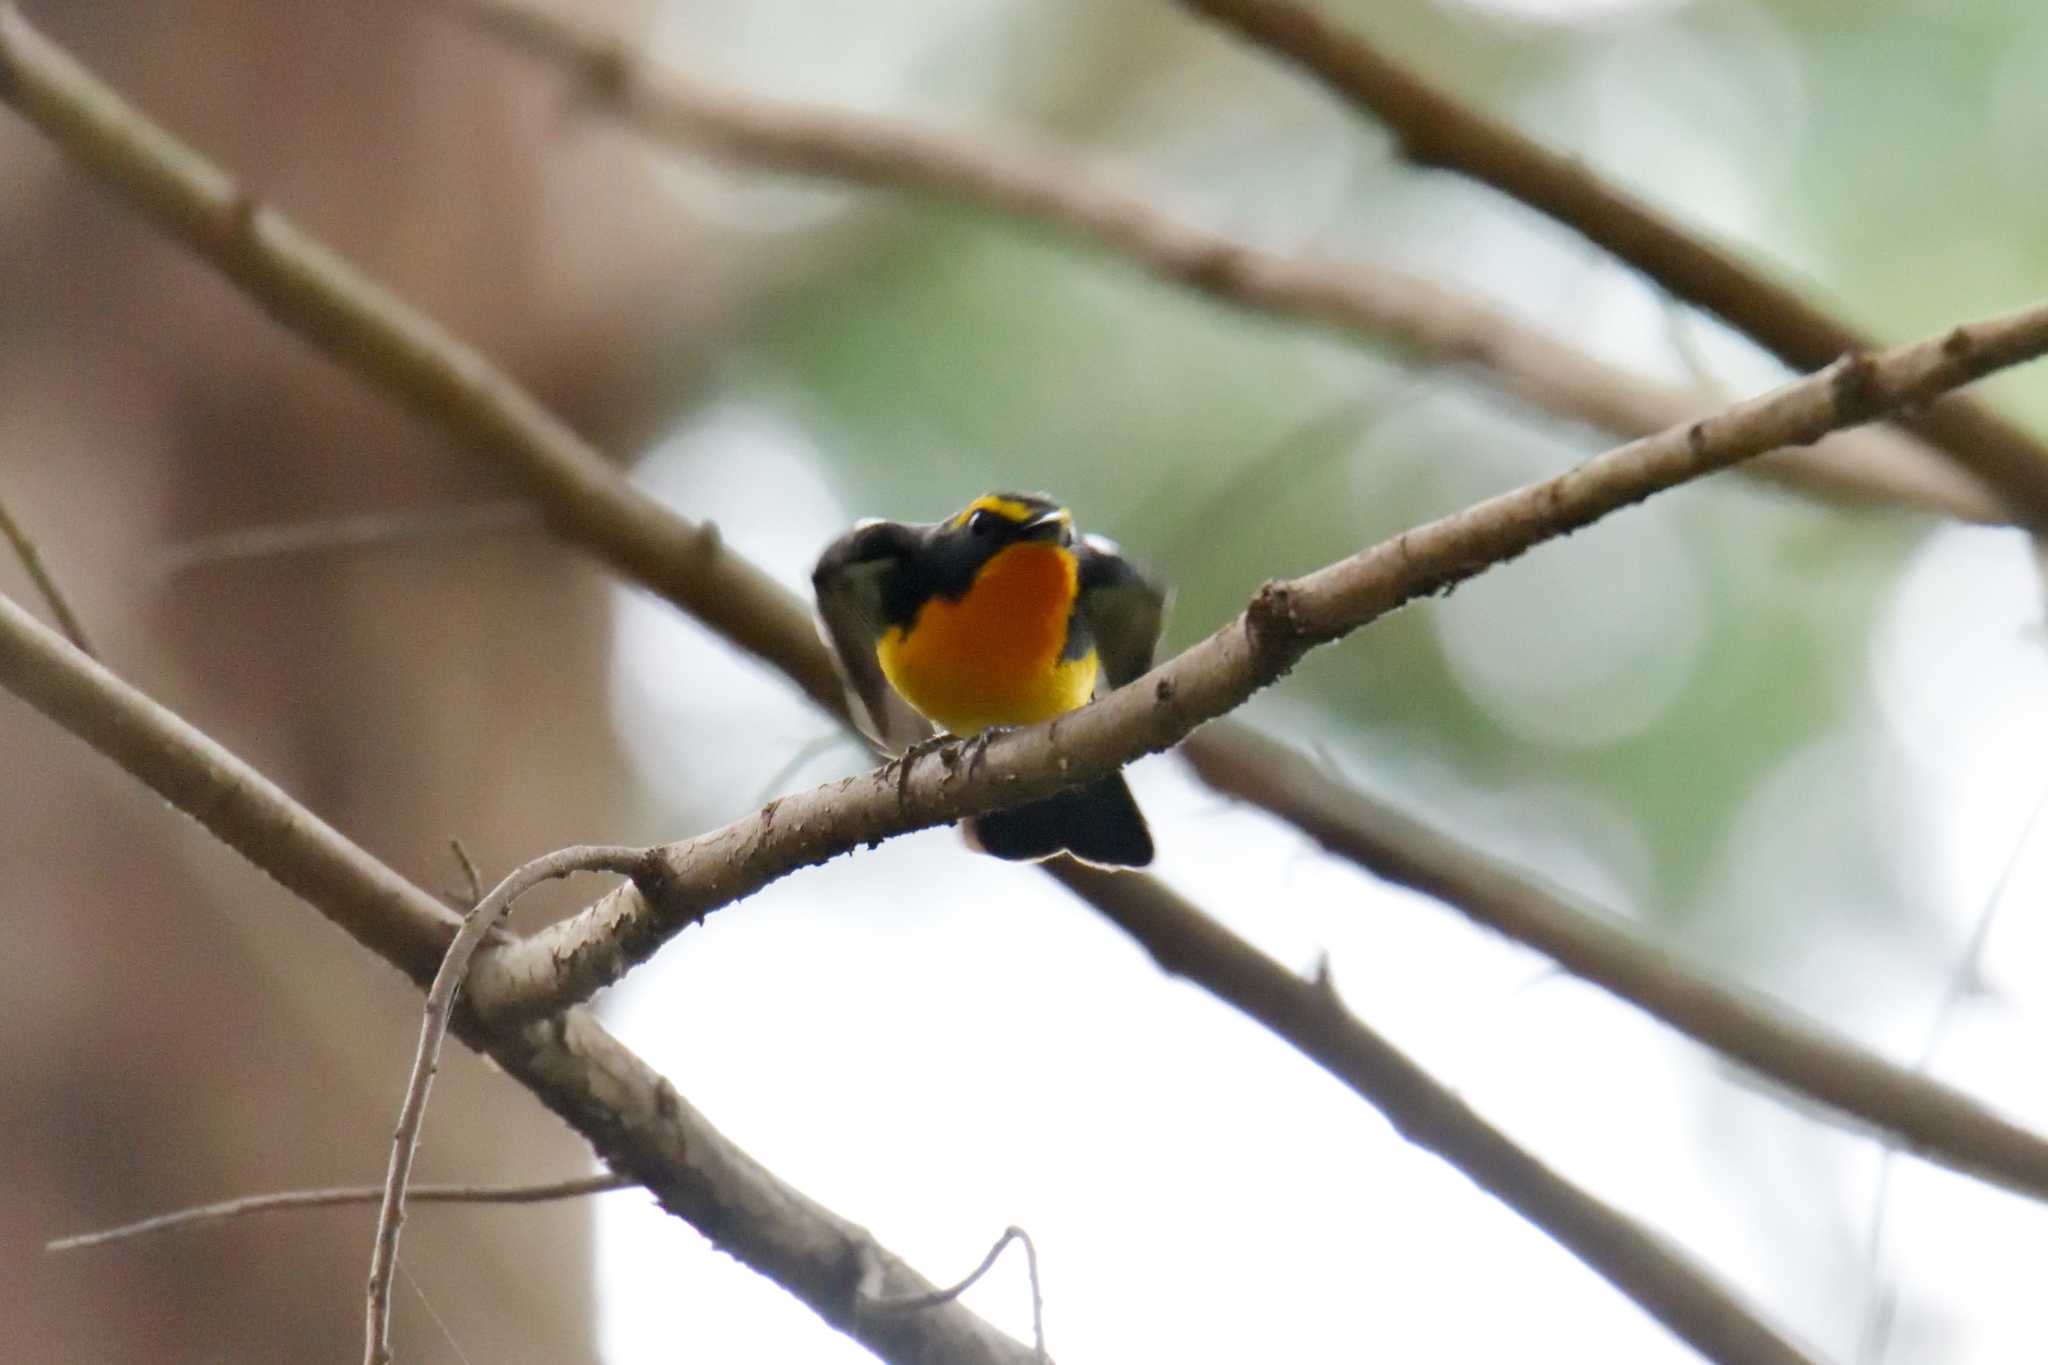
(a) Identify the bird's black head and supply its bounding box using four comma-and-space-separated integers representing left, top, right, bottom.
916, 492, 1073, 597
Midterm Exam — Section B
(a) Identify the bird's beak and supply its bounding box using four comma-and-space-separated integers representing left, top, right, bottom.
1020, 508, 1070, 541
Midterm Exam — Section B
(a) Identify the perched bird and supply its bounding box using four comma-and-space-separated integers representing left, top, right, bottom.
812, 492, 1168, 867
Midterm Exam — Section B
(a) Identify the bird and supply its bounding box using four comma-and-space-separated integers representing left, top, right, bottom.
812, 492, 1168, 867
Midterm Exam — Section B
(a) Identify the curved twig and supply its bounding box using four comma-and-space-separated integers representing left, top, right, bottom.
365, 845, 652, 1365
868, 1226, 1048, 1363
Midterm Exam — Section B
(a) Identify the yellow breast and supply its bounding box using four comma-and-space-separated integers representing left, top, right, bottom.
877, 542, 1098, 735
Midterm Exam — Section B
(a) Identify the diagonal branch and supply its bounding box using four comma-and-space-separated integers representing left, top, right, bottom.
0, 1, 843, 718
0, 590, 1039, 1365
446, 0, 2002, 525
1180, 724, 2048, 1202
463, 298, 2048, 1023
1048, 859, 1821, 1365
1174, 0, 2048, 526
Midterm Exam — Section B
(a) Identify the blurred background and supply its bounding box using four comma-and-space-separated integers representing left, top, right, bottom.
3, 0, 2046, 1360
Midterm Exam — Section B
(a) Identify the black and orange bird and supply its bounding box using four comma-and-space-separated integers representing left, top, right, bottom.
812, 492, 1168, 868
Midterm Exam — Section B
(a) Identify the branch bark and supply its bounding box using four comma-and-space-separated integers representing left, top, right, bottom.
447, 0, 2003, 526
1181, 723, 2048, 1202
1174, 0, 2048, 525
0, 590, 1038, 1365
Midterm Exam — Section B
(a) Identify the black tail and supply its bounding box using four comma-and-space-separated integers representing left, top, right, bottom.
966, 772, 1153, 868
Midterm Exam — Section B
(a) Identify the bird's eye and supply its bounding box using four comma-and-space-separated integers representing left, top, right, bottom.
967, 509, 999, 536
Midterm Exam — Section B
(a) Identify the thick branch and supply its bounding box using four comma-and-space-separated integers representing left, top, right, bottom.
1175, 0, 2048, 525
449, 0, 2001, 525
0, 591, 1038, 1365
467, 300, 2048, 1022
1182, 724, 2048, 1202
1047, 860, 1819, 1365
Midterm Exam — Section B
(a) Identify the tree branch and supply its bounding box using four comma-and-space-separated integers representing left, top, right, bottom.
1181, 723, 2048, 1202
1046, 859, 1821, 1365
365, 845, 653, 1365
49, 1175, 634, 1252
0, 590, 1039, 1365
464, 299, 2048, 1022
152, 499, 538, 581
0, 1, 843, 717
0, 480, 96, 657
1174, 0, 2048, 525
445, 0, 2002, 526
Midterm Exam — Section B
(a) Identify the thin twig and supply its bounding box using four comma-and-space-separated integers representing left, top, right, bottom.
400, 1261, 478, 1365
870, 1226, 1048, 1363
0, 481, 96, 657
447, 838, 485, 909
364, 845, 651, 1365
1855, 778, 2048, 1362
152, 500, 538, 582
1175, 0, 2048, 525
446, 0, 2002, 525
1180, 723, 2048, 1203
48, 1174, 632, 1252
1048, 859, 1821, 1365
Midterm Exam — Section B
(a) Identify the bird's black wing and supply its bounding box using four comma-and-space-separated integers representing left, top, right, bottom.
812, 519, 932, 752
1075, 532, 1169, 691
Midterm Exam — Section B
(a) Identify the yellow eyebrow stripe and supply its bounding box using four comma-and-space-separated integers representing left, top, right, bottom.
951, 494, 1068, 528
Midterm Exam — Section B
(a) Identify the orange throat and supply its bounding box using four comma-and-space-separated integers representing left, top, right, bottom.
877, 542, 1098, 735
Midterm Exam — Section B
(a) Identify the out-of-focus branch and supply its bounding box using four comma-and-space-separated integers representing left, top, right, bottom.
1175, 0, 2048, 526
49, 1174, 634, 1252
0, 591, 1039, 1365
0, 482, 96, 656
466, 298, 2048, 1022
1047, 860, 1820, 1365
152, 500, 538, 581
0, 2, 843, 717
446, 0, 2003, 526
1182, 724, 2048, 1202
